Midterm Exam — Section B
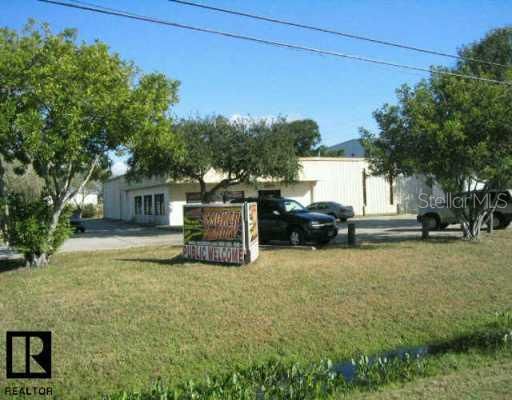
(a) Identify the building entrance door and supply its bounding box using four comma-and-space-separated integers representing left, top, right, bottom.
258, 190, 281, 199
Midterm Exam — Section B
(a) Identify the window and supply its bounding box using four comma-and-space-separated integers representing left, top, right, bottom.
134, 196, 142, 215
258, 189, 281, 198
389, 175, 394, 205
154, 193, 165, 215
282, 199, 306, 213
143, 195, 153, 215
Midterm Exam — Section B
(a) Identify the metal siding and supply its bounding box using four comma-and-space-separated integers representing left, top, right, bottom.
104, 158, 438, 225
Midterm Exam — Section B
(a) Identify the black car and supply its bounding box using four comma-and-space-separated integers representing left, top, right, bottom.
235, 197, 338, 245
306, 201, 354, 221
70, 213, 86, 233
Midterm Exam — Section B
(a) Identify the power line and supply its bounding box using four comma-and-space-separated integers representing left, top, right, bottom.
37, 0, 511, 86
169, 0, 511, 70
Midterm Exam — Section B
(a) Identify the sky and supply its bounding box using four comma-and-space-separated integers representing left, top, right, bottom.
2, 0, 511, 174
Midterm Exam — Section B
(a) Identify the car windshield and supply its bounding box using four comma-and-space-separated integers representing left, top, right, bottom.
282, 199, 306, 213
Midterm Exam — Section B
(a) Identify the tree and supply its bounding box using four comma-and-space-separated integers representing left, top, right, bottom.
285, 119, 321, 156
0, 21, 181, 265
278, 118, 345, 157
361, 27, 512, 240
129, 115, 301, 202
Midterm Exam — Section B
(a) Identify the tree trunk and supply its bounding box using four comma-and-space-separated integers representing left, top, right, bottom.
461, 210, 488, 240
0, 161, 8, 245
25, 252, 49, 268
49, 200, 65, 236
199, 179, 210, 203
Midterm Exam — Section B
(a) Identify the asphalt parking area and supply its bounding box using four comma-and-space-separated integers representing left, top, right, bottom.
332, 214, 465, 244
60, 219, 182, 252
63, 215, 465, 253
2, 215, 494, 257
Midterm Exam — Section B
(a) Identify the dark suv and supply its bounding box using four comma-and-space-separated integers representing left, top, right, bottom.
236, 197, 338, 245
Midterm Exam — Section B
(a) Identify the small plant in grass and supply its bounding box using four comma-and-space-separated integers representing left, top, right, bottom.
103, 359, 347, 400
351, 352, 428, 390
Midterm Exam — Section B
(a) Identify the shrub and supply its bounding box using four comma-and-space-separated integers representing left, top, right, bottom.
3, 194, 72, 266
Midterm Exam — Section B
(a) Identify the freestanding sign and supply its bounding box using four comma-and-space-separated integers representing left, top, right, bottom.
183, 202, 259, 265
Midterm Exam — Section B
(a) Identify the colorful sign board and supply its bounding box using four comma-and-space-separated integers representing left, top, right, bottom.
183, 202, 259, 265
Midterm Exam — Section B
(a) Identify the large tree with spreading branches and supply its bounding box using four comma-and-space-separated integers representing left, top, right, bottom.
129, 115, 301, 203
0, 21, 181, 266
361, 27, 512, 240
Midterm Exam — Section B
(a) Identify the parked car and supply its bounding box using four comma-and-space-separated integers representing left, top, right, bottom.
306, 201, 354, 221
232, 197, 337, 245
417, 189, 512, 230
70, 211, 86, 233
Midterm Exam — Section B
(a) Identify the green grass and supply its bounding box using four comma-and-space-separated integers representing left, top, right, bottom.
1, 231, 512, 398
347, 353, 512, 400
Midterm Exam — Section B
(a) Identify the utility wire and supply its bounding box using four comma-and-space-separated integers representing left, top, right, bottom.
37, 0, 511, 86
169, 0, 511, 70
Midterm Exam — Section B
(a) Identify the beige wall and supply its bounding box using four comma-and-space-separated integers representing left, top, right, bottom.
168, 182, 313, 226
103, 157, 435, 226
301, 158, 396, 215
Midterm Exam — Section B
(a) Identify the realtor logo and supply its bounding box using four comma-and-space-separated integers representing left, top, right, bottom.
6, 332, 52, 379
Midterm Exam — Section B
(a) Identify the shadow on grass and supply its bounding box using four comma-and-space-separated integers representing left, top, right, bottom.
117, 254, 243, 268
0, 259, 27, 274
324, 236, 461, 251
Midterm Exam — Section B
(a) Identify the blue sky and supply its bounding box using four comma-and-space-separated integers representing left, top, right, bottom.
2, 0, 511, 149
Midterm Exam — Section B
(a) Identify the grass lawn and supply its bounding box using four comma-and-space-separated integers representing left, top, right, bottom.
0, 230, 511, 398
348, 355, 512, 400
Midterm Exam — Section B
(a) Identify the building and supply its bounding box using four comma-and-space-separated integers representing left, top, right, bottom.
103, 157, 435, 227
328, 139, 366, 157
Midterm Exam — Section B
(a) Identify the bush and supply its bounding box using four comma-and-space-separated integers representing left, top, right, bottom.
3, 194, 72, 266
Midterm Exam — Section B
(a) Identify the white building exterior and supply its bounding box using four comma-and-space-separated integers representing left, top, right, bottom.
103, 157, 435, 227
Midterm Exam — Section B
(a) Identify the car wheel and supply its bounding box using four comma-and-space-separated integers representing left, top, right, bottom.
289, 228, 304, 246
491, 212, 506, 230
317, 239, 330, 246
422, 215, 439, 230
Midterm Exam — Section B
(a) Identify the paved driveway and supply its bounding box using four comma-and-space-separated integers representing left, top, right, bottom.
333, 214, 464, 244
1, 215, 486, 257
62, 215, 466, 252
60, 219, 182, 252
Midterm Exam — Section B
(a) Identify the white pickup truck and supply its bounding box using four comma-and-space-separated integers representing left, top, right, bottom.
417, 189, 512, 230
